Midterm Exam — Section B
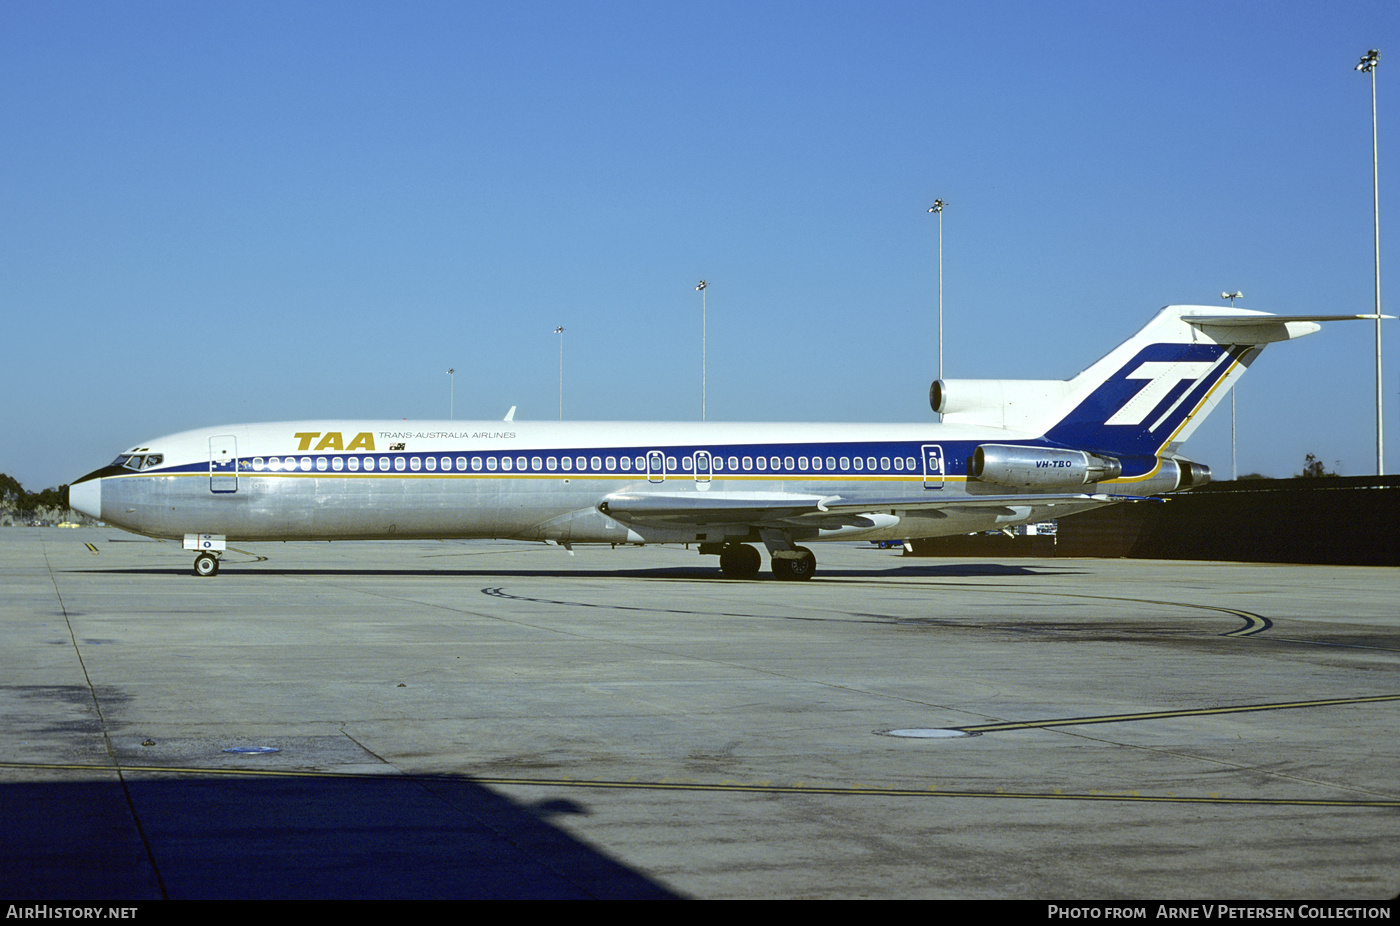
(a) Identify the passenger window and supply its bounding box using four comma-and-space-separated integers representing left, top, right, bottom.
853, 457, 863, 471
501, 457, 512, 472
756, 457, 766, 471
784, 456, 795, 471
547, 456, 557, 471
348, 457, 360, 472
728, 456, 739, 470
379, 457, 390, 471
561, 456, 572, 471
605, 456, 616, 471
361, 457, 373, 472
410, 457, 421, 472
532, 456, 543, 471
880, 456, 890, 471
516, 456, 527, 471
742, 456, 752, 471
487, 457, 498, 471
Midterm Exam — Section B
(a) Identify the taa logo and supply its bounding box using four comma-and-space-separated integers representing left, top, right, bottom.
292, 431, 375, 452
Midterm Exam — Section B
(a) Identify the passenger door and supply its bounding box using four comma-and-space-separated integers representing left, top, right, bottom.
921, 444, 945, 490
209, 435, 239, 494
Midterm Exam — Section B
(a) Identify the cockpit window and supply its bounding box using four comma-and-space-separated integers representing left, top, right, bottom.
110, 453, 163, 471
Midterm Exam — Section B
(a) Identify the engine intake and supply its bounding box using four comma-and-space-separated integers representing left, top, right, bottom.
971, 444, 1122, 488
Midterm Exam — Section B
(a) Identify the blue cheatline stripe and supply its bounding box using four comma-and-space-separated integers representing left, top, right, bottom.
139, 441, 977, 480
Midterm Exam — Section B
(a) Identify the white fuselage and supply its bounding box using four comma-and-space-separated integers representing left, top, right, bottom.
69, 418, 1161, 546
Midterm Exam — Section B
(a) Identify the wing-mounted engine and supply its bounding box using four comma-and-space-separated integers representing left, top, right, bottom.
970, 444, 1122, 488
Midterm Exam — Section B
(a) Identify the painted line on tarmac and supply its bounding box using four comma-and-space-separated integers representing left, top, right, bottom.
481, 584, 1268, 635
842, 580, 1274, 636
2, 760, 1396, 808
480, 586, 858, 624
954, 693, 1400, 733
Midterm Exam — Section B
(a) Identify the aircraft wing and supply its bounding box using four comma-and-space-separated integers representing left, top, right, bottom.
597, 489, 1154, 528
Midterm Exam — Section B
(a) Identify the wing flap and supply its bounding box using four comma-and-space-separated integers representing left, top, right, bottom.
598, 489, 1154, 528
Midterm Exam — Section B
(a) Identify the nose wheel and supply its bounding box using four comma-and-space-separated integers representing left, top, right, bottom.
193, 552, 220, 577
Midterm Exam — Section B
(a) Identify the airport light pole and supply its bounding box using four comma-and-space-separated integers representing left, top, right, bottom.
447, 368, 454, 420
696, 280, 707, 420
928, 200, 946, 383
1222, 292, 1243, 480
554, 327, 565, 420
1356, 48, 1384, 475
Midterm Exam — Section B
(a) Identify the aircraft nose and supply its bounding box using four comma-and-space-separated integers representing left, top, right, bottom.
69, 477, 102, 521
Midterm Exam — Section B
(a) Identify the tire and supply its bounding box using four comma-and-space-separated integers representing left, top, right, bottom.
719, 544, 761, 579
194, 552, 219, 577
787, 546, 816, 580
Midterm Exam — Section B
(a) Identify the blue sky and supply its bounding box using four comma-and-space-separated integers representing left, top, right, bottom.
3, 0, 1397, 491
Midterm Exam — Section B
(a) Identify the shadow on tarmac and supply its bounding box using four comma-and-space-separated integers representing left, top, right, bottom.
1, 773, 681, 900
69, 562, 1084, 581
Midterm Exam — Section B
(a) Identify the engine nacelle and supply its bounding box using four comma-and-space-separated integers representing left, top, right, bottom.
970, 444, 1123, 488
1175, 459, 1211, 489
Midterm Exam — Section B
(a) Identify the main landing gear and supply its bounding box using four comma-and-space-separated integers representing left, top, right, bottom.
708, 542, 816, 580
770, 546, 816, 581
193, 552, 220, 577
718, 543, 762, 579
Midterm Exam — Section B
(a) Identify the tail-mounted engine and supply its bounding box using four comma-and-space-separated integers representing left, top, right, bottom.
970, 444, 1123, 488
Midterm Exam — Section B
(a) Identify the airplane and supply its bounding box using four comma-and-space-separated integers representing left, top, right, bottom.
68, 306, 1381, 579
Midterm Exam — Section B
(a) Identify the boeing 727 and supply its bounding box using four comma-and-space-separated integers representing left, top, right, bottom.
68, 306, 1378, 578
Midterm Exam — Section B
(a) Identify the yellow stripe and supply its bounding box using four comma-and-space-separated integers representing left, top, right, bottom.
1, 761, 1393, 807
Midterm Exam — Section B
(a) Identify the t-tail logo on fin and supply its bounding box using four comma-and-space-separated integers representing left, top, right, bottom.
1045, 342, 1249, 456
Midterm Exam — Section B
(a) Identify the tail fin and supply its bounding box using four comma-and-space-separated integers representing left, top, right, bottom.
934, 306, 1379, 457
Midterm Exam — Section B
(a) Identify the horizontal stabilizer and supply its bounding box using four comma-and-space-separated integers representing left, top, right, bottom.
1185, 313, 1391, 345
